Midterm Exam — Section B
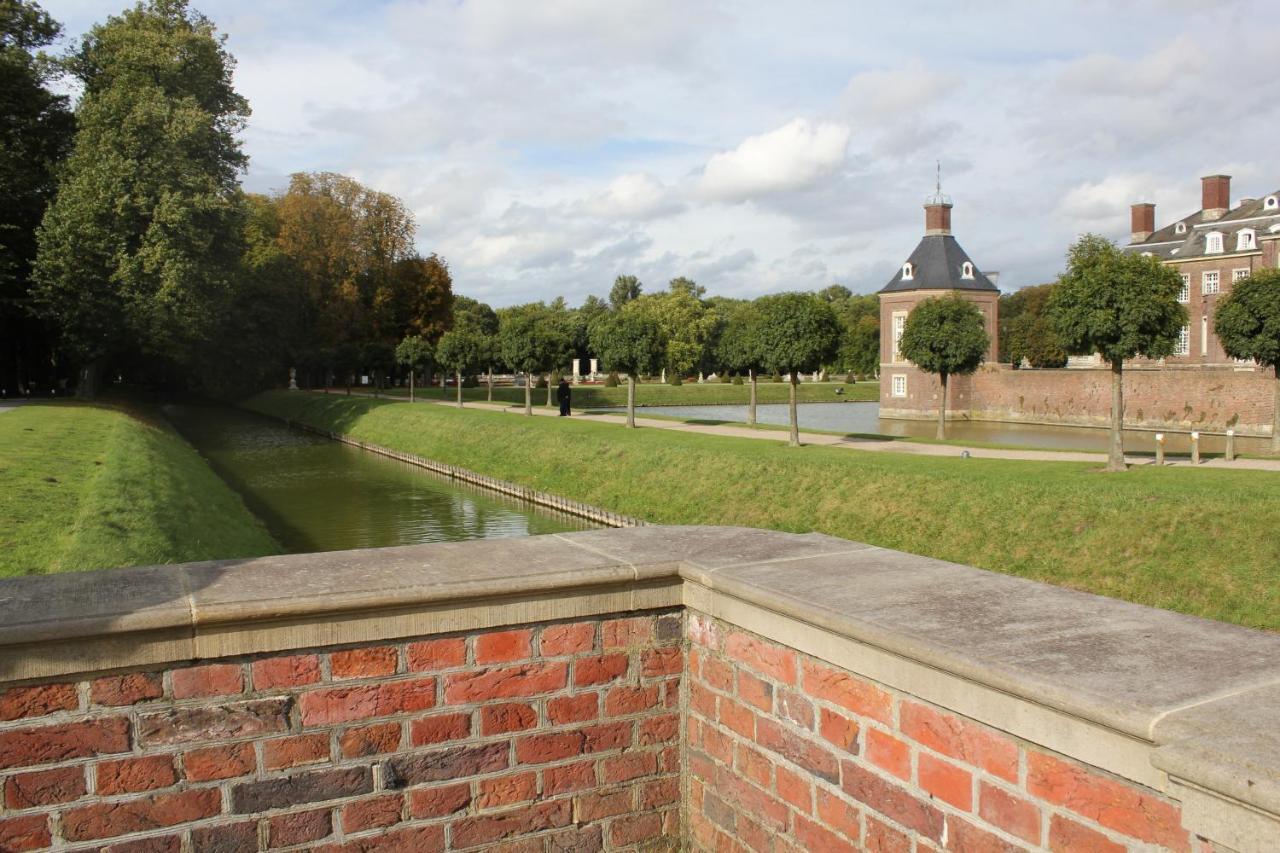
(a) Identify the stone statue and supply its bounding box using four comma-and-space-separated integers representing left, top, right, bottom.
288, 367, 299, 391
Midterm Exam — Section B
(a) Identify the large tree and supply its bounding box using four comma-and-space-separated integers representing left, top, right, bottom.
498, 303, 562, 416
33, 0, 249, 393
754, 292, 840, 447
609, 274, 642, 310
629, 283, 717, 381
717, 300, 765, 425
589, 305, 663, 428
454, 295, 499, 400
898, 295, 990, 439
1049, 234, 1186, 471
1000, 283, 1065, 367
1214, 269, 1280, 453
435, 328, 484, 408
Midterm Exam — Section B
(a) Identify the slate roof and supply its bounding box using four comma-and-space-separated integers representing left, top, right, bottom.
1125, 188, 1280, 262
880, 235, 998, 293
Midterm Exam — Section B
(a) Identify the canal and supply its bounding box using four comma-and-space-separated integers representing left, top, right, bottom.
165, 403, 596, 554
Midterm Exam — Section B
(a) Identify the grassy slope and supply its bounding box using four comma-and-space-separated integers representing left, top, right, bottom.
379, 379, 879, 407
0, 402, 278, 576
246, 390, 1280, 631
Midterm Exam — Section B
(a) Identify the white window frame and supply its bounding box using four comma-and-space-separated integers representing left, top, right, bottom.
1205, 232, 1224, 254
1201, 316, 1208, 356
1266, 196, 1279, 210
1233, 268, 1250, 283
961, 262, 974, 279
902, 263, 913, 280
1238, 230, 1257, 251
1178, 274, 1190, 303
891, 374, 907, 398
1175, 222, 1187, 234
891, 311, 907, 363
1202, 270, 1220, 295
1175, 325, 1190, 356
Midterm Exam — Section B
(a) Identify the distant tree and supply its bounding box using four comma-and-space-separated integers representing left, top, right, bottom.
1049, 234, 1186, 471
754, 293, 840, 446
541, 298, 576, 405
832, 293, 879, 378
394, 334, 433, 402
1214, 269, 1280, 452
435, 328, 484, 408
393, 253, 454, 343
668, 276, 706, 299
333, 342, 360, 394
454, 295, 498, 400
362, 340, 395, 394
898, 295, 990, 440
589, 306, 663, 428
717, 300, 766, 425
498, 303, 560, 416
609, 274, 642, 310
999, 283, 1063, 366
629, 288, 717, 381
818, 284, 853, 304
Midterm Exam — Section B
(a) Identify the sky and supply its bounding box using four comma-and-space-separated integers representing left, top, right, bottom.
43, 0, 1280, 307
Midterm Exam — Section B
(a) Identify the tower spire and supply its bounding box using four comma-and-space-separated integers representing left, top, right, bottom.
936, 160, 941, 195
924, 161, 953, 235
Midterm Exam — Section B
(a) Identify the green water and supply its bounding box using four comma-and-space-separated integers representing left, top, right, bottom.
165, 403, 594, 553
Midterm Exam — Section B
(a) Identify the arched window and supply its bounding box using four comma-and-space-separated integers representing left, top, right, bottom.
1175, 222, 1187, 235
1237, 229, 1257, 251
902, 263, 913, 280
961, 262, 974, 279
1205, 232, 1223, 254
1266, 196, 1279, 210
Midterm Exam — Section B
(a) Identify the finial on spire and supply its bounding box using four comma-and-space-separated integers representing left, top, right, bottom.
936, 160, 941, 195
925, 160, 952, 208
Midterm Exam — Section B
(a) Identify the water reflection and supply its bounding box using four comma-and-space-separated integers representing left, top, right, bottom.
165, 404, 595, 554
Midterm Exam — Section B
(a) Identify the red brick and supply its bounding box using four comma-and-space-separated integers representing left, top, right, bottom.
718, 695, 756, 738
638, 712, 679, 745
0, 717, 129, 769
900, 701, 1019, 783
0, 682, 77, 721
820, 707, 860, 753
714, 763, 791, 831
264, 733, 330, 769
574, 653, 628, 686
477, 629, 533, 664
269, 807, 332, 847
342, 794, 403, 833
314, 825, 444, 853
775, 765, 812, 813
540, 622, 595, 656
544, 760, 596, 795
756, 716, 838, 783
339, 721, 401, 757
548, 692, 598, 724
817, 788, 861, 840
606, 684, 659, 716
406, 637, 466, 671
516, 722, 629, 764
62, 788, 221, 842
407, 782, 471, 818
777, 689, 815, 730
919, 752, 972, 810
478, 771, 538, 808
795, 814, 858, 853
604, 750, 657, 783
411, 711, 471, 746
251, 654, 321, 689
737, 669, 773, 712
102, 835, 182, 853
842, 759, 944, 842
688, 612, 719, 648
603, 616, 653, 648
96, 755, 177, 795
331, 646, 398, 679
641, 776, 680, 809
660, 743, 679, 772
691, 681, 718, 719
736, 743, 772, 787
1029, 751, 1187, 850
137, 698, 288, 746
384, 743, 506, 788
451, 799, 571, 848
481, 702, 537, 735
641, 646, 682, 676
949, 817, 1027, 853
865, 814, 911, 853
171, 663, 243, 699
866, 727, 911, 780
576, 787, 633, 822
801, 659, 891, 724
4, 765, 86, 808
0, 815, 50, 851
231, 766, 372, 813
191, 822, 257, 852
91, 673, 163, 706
444, 662, 567, 703
724, 631, 797, 685
701, 721, 734, 764
609, 812, 664, 847
700, 655, 734, 692
182, 742, 255, 781
1048, 814, 1126, 853
300, 677, 436, 725
980, 781, 1042, 845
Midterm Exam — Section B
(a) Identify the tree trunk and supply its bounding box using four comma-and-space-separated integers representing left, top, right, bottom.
748, 369, 757, 426
441, 371, 448, 399
524, 375, 532, 416
788, 371, 800, 447
546, 372, 554, 407
409, 369, 415, 402
627, 375, 636, 428
1108, 360, 1126, 472
936, 372, 948, 440
1272, 371, 1280, 453
487, 367, 493, 403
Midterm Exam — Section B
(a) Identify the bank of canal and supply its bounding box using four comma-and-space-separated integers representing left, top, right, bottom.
165, 403, 596, 554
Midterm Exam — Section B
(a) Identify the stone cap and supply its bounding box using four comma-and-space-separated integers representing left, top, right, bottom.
0, 525, 1276, 817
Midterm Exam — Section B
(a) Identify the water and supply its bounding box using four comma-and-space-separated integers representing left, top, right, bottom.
593, 401, 1270, 455
165, 404, 595, 554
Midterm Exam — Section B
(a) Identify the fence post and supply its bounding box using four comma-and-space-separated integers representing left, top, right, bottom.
1225, 429, 1235, 462
1191, 431, 1200, 465
1155, 434, 1164, 466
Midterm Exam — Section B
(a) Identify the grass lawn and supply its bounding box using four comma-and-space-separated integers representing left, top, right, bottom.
372, 378, 879, 407
0, 401, 278, 576
247, 390, 1280, 631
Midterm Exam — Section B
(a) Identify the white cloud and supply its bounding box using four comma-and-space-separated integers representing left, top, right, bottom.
697, 119, 852, 203
586, 173, 684, 221
843, 67, 958, 120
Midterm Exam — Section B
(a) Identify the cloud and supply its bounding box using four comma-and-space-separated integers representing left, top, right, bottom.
586, 173, 685, 221
843, 67, 959, 120
697, 119, 852, 203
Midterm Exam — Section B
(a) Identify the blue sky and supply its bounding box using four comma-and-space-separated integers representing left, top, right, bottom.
43, 0, 1280, 307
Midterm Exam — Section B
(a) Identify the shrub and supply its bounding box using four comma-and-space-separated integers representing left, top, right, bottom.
604, 372, 620, 387
721, 372, 733, 384
668, 374, 683, 386
770, 373, 783, 383
731, 375, 744, 385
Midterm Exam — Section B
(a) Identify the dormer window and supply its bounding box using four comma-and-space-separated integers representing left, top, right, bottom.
1266, 196, 1279, 210
902, 263, 914, 280
1238, 229, 1257, 251
961, 262, 974, 279
1175, 222, 1187, 235
1205, 232, 1223, 254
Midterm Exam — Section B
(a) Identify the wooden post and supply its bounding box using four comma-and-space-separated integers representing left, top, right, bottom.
1191, 431, 1200, 465
1225, 429, 1235, 462
1155, 433, 1164, 466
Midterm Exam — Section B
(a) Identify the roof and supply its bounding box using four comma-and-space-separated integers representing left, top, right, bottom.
880, 235, 999, 293
1125, 187, 1280, 262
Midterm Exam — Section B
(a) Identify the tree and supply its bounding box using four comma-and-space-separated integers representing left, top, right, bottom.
455, 295, 498, 400
999, 283, 1064, 367
898, 295, 990, 440
589, 306, 663, 428
629, 287, 717, 381
542, 298, 575, 406
1049, 234, 1186, 471
33, 0, 249, 394
498, 303, 560, 416
818, 284, 852, 304
394, 334, 432, 402
717, 300, 765, 425
832, 293, 879, 378
435, 328, 485, 408
668, 276, 706, 299
609, 274, 642, 310
361, 340, 395, 394
754, 293, 840, 446
1214, 269, 1280, 452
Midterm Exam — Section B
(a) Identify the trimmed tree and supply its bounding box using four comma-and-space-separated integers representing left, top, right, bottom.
717, 301, 766, 425
498, 303, 559, 416
1049, 234, 1186, 471
435, 328, 484, 408
898, 295, 990, 440
753, 293, 840, 447
1214, 269, 1280, 452
588, 307, 663, 428
395, 335, 432, 402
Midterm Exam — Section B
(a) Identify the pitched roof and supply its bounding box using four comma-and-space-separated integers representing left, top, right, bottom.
880, 235, 998, 293
1125, 187, 1280, 261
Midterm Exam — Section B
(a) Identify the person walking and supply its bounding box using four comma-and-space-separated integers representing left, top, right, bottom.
556, 378, 571, 417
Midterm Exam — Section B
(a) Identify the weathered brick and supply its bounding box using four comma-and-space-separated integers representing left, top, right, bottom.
102, 834, 182, 853
384, 742, 507, 788
171, 663, 243, 699
775, 765, 812, 813
737, 669, 773, 712
0, 717, 130, 769
948, 817, 1027, 853
690, 681, 718, 718
451, 799, 572, 848
655, 613, 682, 642
269, 807, 332, 847
314, 824, 445, 852
182, 742, 255, 781
540, 622, 596, 656
801, 659, 891, 724
481, 702, 537, 735
547, 824, 604, 853
641, 647, 682, 677
543, 760, 596, 795
659, 743, 679, 772
641, 776, 681, 809
411, 711, 471, 746
755, 716, 838, 783
819, 706, 860, 753
687, 612, 719, 648
725, 631, 797, 685
713, 763, 791, 831
0, 682, 77, 721
817, 787, 861, 840
718, 695, 755, 739
331, 646, 398, 679
477, 629, 533, 664
603, 616, 653, 648
795, 814, 858, 853
516, 722, 629, 764
96, 754, 177, 795
576, 787, 633, 822
606, 684, 659, 716
700, 721, 734, 764
574, 653, 628, 686
190, 821, 257, 853
0, 815, 50, 852
406, 637, 466, 671
91, 672, 164, 706
866, 727, 911, 780
231, 766, 372, 813
251, 654, 321, 690
407, 782, 471, 818
478, 771, 538, 809
603, 750, 657, 783
548, 693, 598, 725
699, 656, 734, 692
342, 793, 404, 833
1047, 813, 1126, 853
842, 759, 944, 842
900, 701, 1019, 783
340, 721, 401, 757
299, 678, 435, 726
138, 698, 289, 746
979, 781, 1041, 845
736, 743, 772, 787
62, 788, 221, 841
609, 811, 664, 847
638, 712, 679, 746
919, 752, 972, 810
264, 733, 330, 769
445, 662, 567, 703
4, 765, 86, 808
777, 688, 815, 730
865, 813, 911, 853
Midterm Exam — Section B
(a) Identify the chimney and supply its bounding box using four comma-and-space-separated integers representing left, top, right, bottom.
1130, 203, 1155, 243
924, 199, 952, 236
1201, 175, 1231, 221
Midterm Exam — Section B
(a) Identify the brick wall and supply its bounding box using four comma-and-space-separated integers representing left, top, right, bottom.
0, 612, 683, 852
685, 612, 1195, 853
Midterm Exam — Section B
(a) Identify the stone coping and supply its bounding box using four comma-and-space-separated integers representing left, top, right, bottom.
0, 525, 1276, 824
